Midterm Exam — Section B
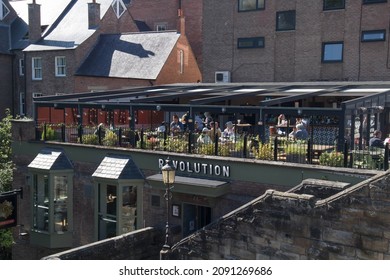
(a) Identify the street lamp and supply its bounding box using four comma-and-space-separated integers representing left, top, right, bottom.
160, 157, 176, 260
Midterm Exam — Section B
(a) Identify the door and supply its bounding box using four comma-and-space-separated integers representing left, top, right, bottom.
182, 204, 211, 237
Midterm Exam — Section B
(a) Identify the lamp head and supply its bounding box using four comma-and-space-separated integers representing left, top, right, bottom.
161, 158, 176, 184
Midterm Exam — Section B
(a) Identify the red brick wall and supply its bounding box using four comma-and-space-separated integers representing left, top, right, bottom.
202, 0, 390, 82
0, 54, 14, 117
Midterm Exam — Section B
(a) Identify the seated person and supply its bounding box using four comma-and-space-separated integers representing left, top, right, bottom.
156, 122, 166, 133
209, 121, 222, 142
384, 134, 390, 147
223, 121, 235, 140
369, 130, 384, 148
170, 114, 183, 134
294, 123, 309, 140
277, 114, 288, 135
288, 127, 297, 139
197, 127, 212, 144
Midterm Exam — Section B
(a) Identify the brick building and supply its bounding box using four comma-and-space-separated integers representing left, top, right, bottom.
0, 0, 202, 118
203, 0, 390, 83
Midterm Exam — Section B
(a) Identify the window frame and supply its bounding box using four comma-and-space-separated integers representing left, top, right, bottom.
0, 1, 10, 20
237, 37, 265, 49
156, 23, 167, 31
32, 57, 42, 80
19, 59, 24, 76
276, 10, 296, 31
238, 0, 265, 12
362, 0, 387, 4
55, 56, 66, 77
361, 30, 386, 42
323, 0, 345, 10
111, 0, 126, 18
322, 41, 344, 63
19, 92, 25, 116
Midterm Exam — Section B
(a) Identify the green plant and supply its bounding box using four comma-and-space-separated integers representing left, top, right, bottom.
319, 151, 344, 167
41, 125, 57, 141
197, 143, 230, 156
163, 137, 188, 153
254, 142, 273, 160
102, 130, 118, 146
81, 134, 99, 145
285, 142, 306, 155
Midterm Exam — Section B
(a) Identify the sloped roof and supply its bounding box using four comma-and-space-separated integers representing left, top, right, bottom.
22, 0, 113, 51
92, 154, 144, 180
76, 31, 180, 79
28, 148, 73, 170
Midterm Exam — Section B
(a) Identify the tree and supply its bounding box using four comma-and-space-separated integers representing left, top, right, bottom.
0, 109, 14, 259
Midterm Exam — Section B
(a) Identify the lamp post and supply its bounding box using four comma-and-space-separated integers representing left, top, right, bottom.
160, 157, 176, 260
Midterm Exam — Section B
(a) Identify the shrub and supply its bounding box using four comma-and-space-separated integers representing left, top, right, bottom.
41, 125, 57, 141
103, 130, 118, 146
319, 151, 344, 167
254, 143, 273, 160
81, 134, 99, 145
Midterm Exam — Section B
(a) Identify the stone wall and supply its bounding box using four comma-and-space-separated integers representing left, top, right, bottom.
41, 227, 163, 260
171, 174, 390, 260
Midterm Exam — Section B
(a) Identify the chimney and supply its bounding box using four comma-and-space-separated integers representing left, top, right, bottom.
88, 0, 100, 29
178, 9, 185, 36
28, 0, 41, 43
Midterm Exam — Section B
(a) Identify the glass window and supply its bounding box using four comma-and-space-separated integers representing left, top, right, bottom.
33, 174, 49, 232
53, 176, 68, 232
55, 56, 66, 77
156, 23, 167, 31
122, 186, 137, 234
19, 59, 24, 76
238, 37, 265, 48
238, 0, 265, 12
19, 92, 25, 116
111, 0, 126, 18
32, 57, 42, 80
0, 1, 10, 20
179, 50, 184, 74
322, 42, 344, 62
276, 10, 296, 31
361, 30, 386, 42
363, 0, 387, 4
323, 0, 345, 10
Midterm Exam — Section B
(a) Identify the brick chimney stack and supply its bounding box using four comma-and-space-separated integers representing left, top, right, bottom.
178, 9, 185, 36
88, 0, 100, 29
28, 0, 41, 43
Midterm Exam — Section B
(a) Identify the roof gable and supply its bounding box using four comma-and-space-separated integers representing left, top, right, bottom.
92, 154, 144, 180
76, 31, 180, 79
28, 148, 73, 171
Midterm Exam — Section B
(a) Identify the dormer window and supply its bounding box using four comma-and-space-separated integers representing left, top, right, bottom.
0, 1, 10, 20
111, 0, 126, 18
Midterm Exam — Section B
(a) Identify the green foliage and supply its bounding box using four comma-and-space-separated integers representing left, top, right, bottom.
81, 134, 99, 145
102, 130, 118, 146
319, 151, 344, 167
254, 142, 273, 160
285, 142, 307, 155
41, 125, 57, 141
197, 143, 230, 156
163, 137, 188, 153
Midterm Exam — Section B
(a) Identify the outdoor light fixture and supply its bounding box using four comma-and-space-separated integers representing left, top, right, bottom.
160, 157, 176, 260
101, 104, 106, 109
156, 105, 161, 111
221, 107, 226, 113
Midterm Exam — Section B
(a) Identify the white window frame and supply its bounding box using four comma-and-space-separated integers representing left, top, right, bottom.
111, 0, 126, 18
19, 59, 24, 76
0, 1, 10, 20
32, 57, 42, 80
156, 23, 168, 31
33, 93, 43, 98
55, 56, 66, 77
19, 92, 25, 116
179, 50, 184, 74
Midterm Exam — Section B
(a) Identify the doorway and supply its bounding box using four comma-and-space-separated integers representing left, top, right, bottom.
182, 203, 211, 237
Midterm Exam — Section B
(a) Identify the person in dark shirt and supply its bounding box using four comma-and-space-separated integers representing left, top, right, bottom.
369, 130, 384, 148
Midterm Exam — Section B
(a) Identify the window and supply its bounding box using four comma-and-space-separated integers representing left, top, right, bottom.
361, 30, 386, 42
111, 0, 126, 18
19, 59, 24, 76
0, 1, 10, 20
55, 56, 66, 77
323, 0, 345, 10
322, 42, 344, 62
33, 92, 43, 98
363, 0, 387, 4
179, 50, 184, 74
238, 0, 265, 11
156, 23, 167, 31
32, 174, 49, 232
276, 10, 296, 31
238, 37, 265, 48
19, 92, 25, 116
32, 57, 42, 80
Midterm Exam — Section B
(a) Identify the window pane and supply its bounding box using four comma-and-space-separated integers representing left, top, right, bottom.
238, 37, 264, 48
122, 186, 137, 233
1, 2, 10, 20
362, 30, 386, 42
239, 0, 257, 11
363, 0, 387, 4
54, 176, 68, 232
107, 185, 117, 216
276, 11, 296, 31
324, 0, 345, 10
323, 43, 343, 62
33, 174, 49, 231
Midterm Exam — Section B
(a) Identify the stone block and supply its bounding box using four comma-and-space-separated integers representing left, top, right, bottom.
322, 228, 357, 246
360, 236, 388, 253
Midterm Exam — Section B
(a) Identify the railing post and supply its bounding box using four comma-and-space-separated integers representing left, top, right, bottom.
43, 123, 47, 141
118, 128, 122, 147
243, 135, 247, 158
163, 130, 167, 151
78, 124, 83, 144
384, 143, 389, 171
98, 126, 102, 145
140, 129, 144, 149
273, 136, 278, 161
307, 139, 312, 164
188, 131, 192, 154
343, 140, 349, 168
61, 123, 65, 142
214, 134, 219, 156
